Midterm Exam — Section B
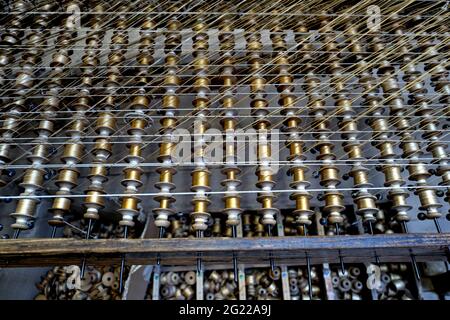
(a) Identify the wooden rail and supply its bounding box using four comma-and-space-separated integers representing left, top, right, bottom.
0, 233, 449, 267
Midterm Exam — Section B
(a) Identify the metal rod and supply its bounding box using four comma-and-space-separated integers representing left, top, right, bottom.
196, 230, 203, 273
306, 253, 313, 300
267, 225, 275, 272
50, 226, 57, 239
368, 221, 374, 235
63, 220, 96, 239
368, 221, 381, 266
433, 218, 442, 234
402, 221, 409, 234
375, 254, 381, 265
303, 225, 313, 300
232, 225, 238, 283
156, 226, 165, 266
85, 219, 93, 240
80, 219, 94, 279
12, 229, 20, 239
80, 257, 86, 280
401, 221, 421, 284
119, 225, 128, 293
152, 227, 165, 300
410, 254, 421, 282
335, 223, 346, 275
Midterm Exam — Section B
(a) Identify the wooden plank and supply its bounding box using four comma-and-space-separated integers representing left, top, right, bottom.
0, 233, 448, 267
0, 251, 443, 267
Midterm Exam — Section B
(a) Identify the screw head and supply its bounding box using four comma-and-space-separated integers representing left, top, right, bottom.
342, 174, 349, 181
48, 146, 57, 156
4, 197, 11, 203
436, 190, 444, 197
44, 169, 56, 180
446, 213, 450, 221
319, 217, 327, 226
44, 168, 51, 180
417, 212, 427, 221
6, 169, 15, 177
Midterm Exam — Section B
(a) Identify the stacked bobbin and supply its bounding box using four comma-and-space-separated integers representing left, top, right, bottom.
337, 16, 378, 226
365, 31, 412, 224
49, 1, 106, 229
375, 19, 442, 225
0, 0, 31, 88
0, 0, 32, 187
117, 4, 154, 229
275, 13, 313, 229
82, 3, 129, 231
414, 19, 450, 217
218, 8, 242, 232
308, 13, 345, 229
246, 8, 279, 231
153, 5, 182, 233
190, 14, 212, 236
9, 1, 76, 234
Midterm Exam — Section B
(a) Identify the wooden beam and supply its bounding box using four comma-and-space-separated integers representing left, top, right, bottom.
0, 233, 448, 267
